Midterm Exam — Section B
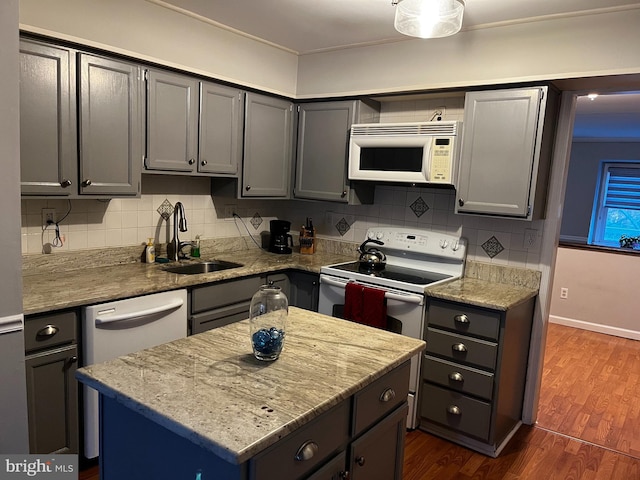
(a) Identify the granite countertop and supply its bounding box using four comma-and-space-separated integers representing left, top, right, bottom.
425, 277, 538, 311
22, 249, 352, 316
76, 307, 425, 465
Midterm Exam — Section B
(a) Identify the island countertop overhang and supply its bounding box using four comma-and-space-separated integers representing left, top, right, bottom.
76, 307, 425, 465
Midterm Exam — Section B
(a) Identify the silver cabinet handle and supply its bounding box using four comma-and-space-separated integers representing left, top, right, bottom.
36, 324, 59, 338
452, 343, 467, 353
454, 314, 469, 324
201, 159, 207, 166
356, 456, 365, 466
82, 179, 92, 187
447, 405, 461, 415
341, 190, 347, 197
379, 388, 396, 403
294, 441, 318, 461
188, 158, 195, 165
60, 179, 72, 187
245, 185, 251, 191
448, 372, 464, 382
458, 198, 464, 207
69, 356, 78, 364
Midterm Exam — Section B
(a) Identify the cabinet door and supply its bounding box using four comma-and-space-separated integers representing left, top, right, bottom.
294, 101, 355, 202
146, 70, 198, 172
25, 345, 78, 454
19, 40, 77, 196
243, 93, 293, 197
349, 403, 407, 480
78, 54, 143, 195
199, 82, 243, 175
307, 451, 347, 480
456, 87, 545, 218
288, 271, 319, 311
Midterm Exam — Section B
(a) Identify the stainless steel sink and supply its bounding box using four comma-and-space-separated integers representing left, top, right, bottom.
163, 260, 243, 275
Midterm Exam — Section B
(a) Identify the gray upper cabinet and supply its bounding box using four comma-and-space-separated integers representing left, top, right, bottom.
78, 54, 143, 196
294, 100, 380, 204
455, 86, 558, 220
19, 40, 77, 196
145, 70, 199, 172
242, 92, 293, 198
199, 82, 243, 175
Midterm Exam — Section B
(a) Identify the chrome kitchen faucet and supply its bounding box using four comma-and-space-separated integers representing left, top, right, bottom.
168, 202, 191, 261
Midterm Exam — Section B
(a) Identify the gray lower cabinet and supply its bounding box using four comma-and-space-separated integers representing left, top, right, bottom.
241, 93, 293, 197
19, 39, 77, 196
455, 86, 558, 220
19, 37, 143, 198
288, 271, 319, 312
99, 361, 410, 480
294, 100, 379, 204
24, 311, 78, 454
419, 297, 534, 457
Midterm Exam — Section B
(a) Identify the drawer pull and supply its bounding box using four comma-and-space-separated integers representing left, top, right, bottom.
448, 372, 464, 382
454, 314, 469, 324
379, 388, 396, 403
36, 324, 59, 338
452, 343, 467, 353
447, 405, 461, 416
294, 441, 319, 461
356, 456, 366, 466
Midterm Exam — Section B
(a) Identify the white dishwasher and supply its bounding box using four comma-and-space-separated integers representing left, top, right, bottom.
82, 289, 188, 459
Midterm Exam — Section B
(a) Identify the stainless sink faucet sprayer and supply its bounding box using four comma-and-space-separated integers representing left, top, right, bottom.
168, 202, 191, 261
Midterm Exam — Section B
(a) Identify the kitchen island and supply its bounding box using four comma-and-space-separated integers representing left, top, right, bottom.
76, 307, 425, 480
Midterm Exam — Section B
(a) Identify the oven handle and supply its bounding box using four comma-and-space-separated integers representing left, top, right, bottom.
320, 275, 424, 305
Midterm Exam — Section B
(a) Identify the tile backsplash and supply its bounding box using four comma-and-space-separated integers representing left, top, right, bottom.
21, 96, 543, 270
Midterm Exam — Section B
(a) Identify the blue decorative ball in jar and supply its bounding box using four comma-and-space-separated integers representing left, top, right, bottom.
249, 285, 288, 361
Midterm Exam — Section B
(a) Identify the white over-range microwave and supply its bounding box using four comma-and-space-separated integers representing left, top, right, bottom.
348, 120, 461, 185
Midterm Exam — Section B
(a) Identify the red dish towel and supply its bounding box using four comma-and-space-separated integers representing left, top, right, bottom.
344, 282, 387, 329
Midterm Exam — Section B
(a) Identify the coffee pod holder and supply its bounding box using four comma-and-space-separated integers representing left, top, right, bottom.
299, 227, 316, 254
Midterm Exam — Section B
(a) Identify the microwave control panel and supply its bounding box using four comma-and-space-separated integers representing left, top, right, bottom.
429, 137, 454, 183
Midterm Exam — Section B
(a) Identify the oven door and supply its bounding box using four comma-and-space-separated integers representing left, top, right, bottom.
319, 274, 424, 429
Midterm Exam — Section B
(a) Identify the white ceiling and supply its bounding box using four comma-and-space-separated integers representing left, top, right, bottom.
156, 0, 640, 139
158, 0, 640, 54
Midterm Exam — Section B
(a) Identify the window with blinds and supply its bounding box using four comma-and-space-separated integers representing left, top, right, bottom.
589, 162, 640, 248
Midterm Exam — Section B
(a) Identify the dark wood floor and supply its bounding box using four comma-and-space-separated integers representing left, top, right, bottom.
80, 323, 640, 479
537, 323, 640, 458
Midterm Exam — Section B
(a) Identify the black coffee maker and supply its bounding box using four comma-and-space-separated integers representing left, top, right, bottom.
269, 220, 294, 254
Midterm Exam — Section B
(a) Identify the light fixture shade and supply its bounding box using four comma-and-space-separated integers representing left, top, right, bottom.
394, 0, 464, 39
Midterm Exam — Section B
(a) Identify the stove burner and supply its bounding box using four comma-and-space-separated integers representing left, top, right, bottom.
331, 262, 452, 286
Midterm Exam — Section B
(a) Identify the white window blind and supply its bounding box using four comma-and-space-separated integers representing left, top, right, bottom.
603, 166, 640, 210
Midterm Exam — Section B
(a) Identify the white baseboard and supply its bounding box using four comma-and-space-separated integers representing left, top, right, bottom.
549, 315, 640, 341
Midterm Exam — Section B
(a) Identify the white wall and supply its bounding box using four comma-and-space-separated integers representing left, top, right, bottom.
19, 0, 299, 97
297, 9, 640, 98
550, 246, 640, 339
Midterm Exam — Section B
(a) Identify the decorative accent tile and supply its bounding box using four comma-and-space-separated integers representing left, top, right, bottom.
250, 213, 262, 230
481, 235, 504, 258
335, 217, 351, 237
410, 196, 430, 217
157, 199, 173, 221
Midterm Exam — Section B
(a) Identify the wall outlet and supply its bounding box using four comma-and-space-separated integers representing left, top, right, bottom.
42, 208, 56, 226
223, 205, 236, 221
560, 287, 569, 299
523, 229, 539, 249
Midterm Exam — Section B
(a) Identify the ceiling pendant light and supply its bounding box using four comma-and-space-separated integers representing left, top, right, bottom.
393, 0, 464, 39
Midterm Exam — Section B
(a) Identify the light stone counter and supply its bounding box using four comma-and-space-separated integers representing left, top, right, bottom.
75, 307, 425, 464
23, 249, 352, 315
425, 277, 538, 310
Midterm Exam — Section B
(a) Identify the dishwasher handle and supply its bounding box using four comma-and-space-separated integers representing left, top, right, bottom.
94, 298, 185, 325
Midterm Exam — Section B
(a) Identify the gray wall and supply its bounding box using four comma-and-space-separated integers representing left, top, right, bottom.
0, 0, 29, 453
560, 141, 640, 242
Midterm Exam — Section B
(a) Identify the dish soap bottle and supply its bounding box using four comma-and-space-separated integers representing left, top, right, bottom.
191, 235, 201, 258
145, 238, 156, 263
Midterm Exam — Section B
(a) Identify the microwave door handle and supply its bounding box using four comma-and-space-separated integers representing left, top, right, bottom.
320, 275, 424, 305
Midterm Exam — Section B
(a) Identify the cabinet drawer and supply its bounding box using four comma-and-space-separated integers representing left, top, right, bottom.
426, 328, 497, 371
190, 301, 251, 334
25, 311, 77, 353
428, 300, 500, 341
352, 361, 409, 436
420, 383, 491, 441
422, 355, 494, 400
250, 400, 350, 480
191, 276, 263, 313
